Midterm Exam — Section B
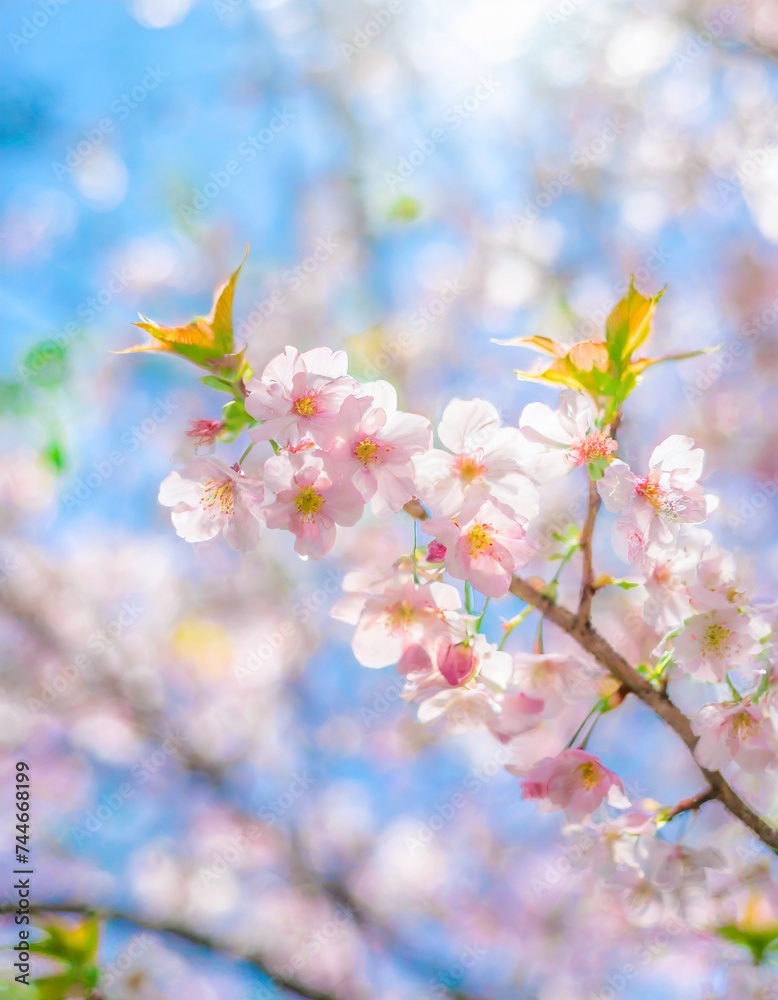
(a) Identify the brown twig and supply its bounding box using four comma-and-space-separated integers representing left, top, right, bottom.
663, 786, 719, 823
577, 476, 601, 625
506, 575, 778, 852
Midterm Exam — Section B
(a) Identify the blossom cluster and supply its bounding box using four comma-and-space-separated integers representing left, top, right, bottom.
152, 324, 778, 939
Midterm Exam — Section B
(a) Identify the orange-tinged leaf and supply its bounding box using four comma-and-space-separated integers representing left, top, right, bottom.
568, 340, 608, 372
114, 340, 175, 356
117, 247, 248, 365
605, 277, 666, 364
494, 334, 567, 356
629, 345, 719, 375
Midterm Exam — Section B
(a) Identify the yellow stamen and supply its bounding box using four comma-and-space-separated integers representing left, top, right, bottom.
578, 761, 601, 790
467, 523, 493, 556
294, 486, 324, 520
355, 439, 378, 465
456, 454, 487, 484
201, 479, 234, 516
293, 395, 317, 418
701, 622, 731, 655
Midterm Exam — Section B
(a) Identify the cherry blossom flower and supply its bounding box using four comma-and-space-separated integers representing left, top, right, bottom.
158, 457, 265, 550
511, 749, 629, 822
488, 690, 545, 743
331, 568, 461, 668
510, 652, 603, 718
692, 701, 776, 772
328, 383, 432, 515
599, 435, 710, 558
246, 346, 360, 447
420, 494, 535, 597
262, 452, 364, 559
412, 397, 538, 518
409, 632, 514, 729
519, 391, 617, 482
671, 607, 766, 682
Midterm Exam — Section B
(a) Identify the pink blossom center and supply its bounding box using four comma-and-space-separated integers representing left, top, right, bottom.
731, 711, 757, 739
201, 479, 234, 516
187, 419, 224, 445
354, 438, 379, 465
700, 622, 732, 655
569, 430, 617, 467
294, 485, 325, 520
467, 523, 494, 557
293, 392, 319, 418
634, 476, 667, 510
455, 454, 487, 484
577, 761, 602, 790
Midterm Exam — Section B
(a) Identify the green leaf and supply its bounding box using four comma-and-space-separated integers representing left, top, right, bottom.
605, 277, 666, 365
200, 375, 234, 393
718, 923, 778, 964
42, 439, 67, 474
220, 399, 255, 440
118, 247, 249, 367
21, 340, 71, 388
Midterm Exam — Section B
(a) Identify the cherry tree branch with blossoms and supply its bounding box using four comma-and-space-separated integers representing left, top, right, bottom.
119, 253, 778, 966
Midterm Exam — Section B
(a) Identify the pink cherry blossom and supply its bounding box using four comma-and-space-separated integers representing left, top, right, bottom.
411, 633, 513, 728
412, 397, 538, 518
692, 701, 776, 771
420, 495, 535, 598
328, 383, 432, 515
158, 457, 265, 551
246, 346, 361, 447
511, 749, 629, 822
519, 390, 617, 482
331, 568, 461, 668
262, 452, 364, 559
510, 652, 602, 717
671, 607, 766, 682
599, 435, 710, 558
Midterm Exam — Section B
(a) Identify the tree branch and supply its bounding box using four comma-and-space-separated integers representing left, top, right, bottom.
663, 786, 718, 822
0, 901, 347, 1000
405, 499, 778, 850
577, 476, 601, 625
507, 575, 778, 852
